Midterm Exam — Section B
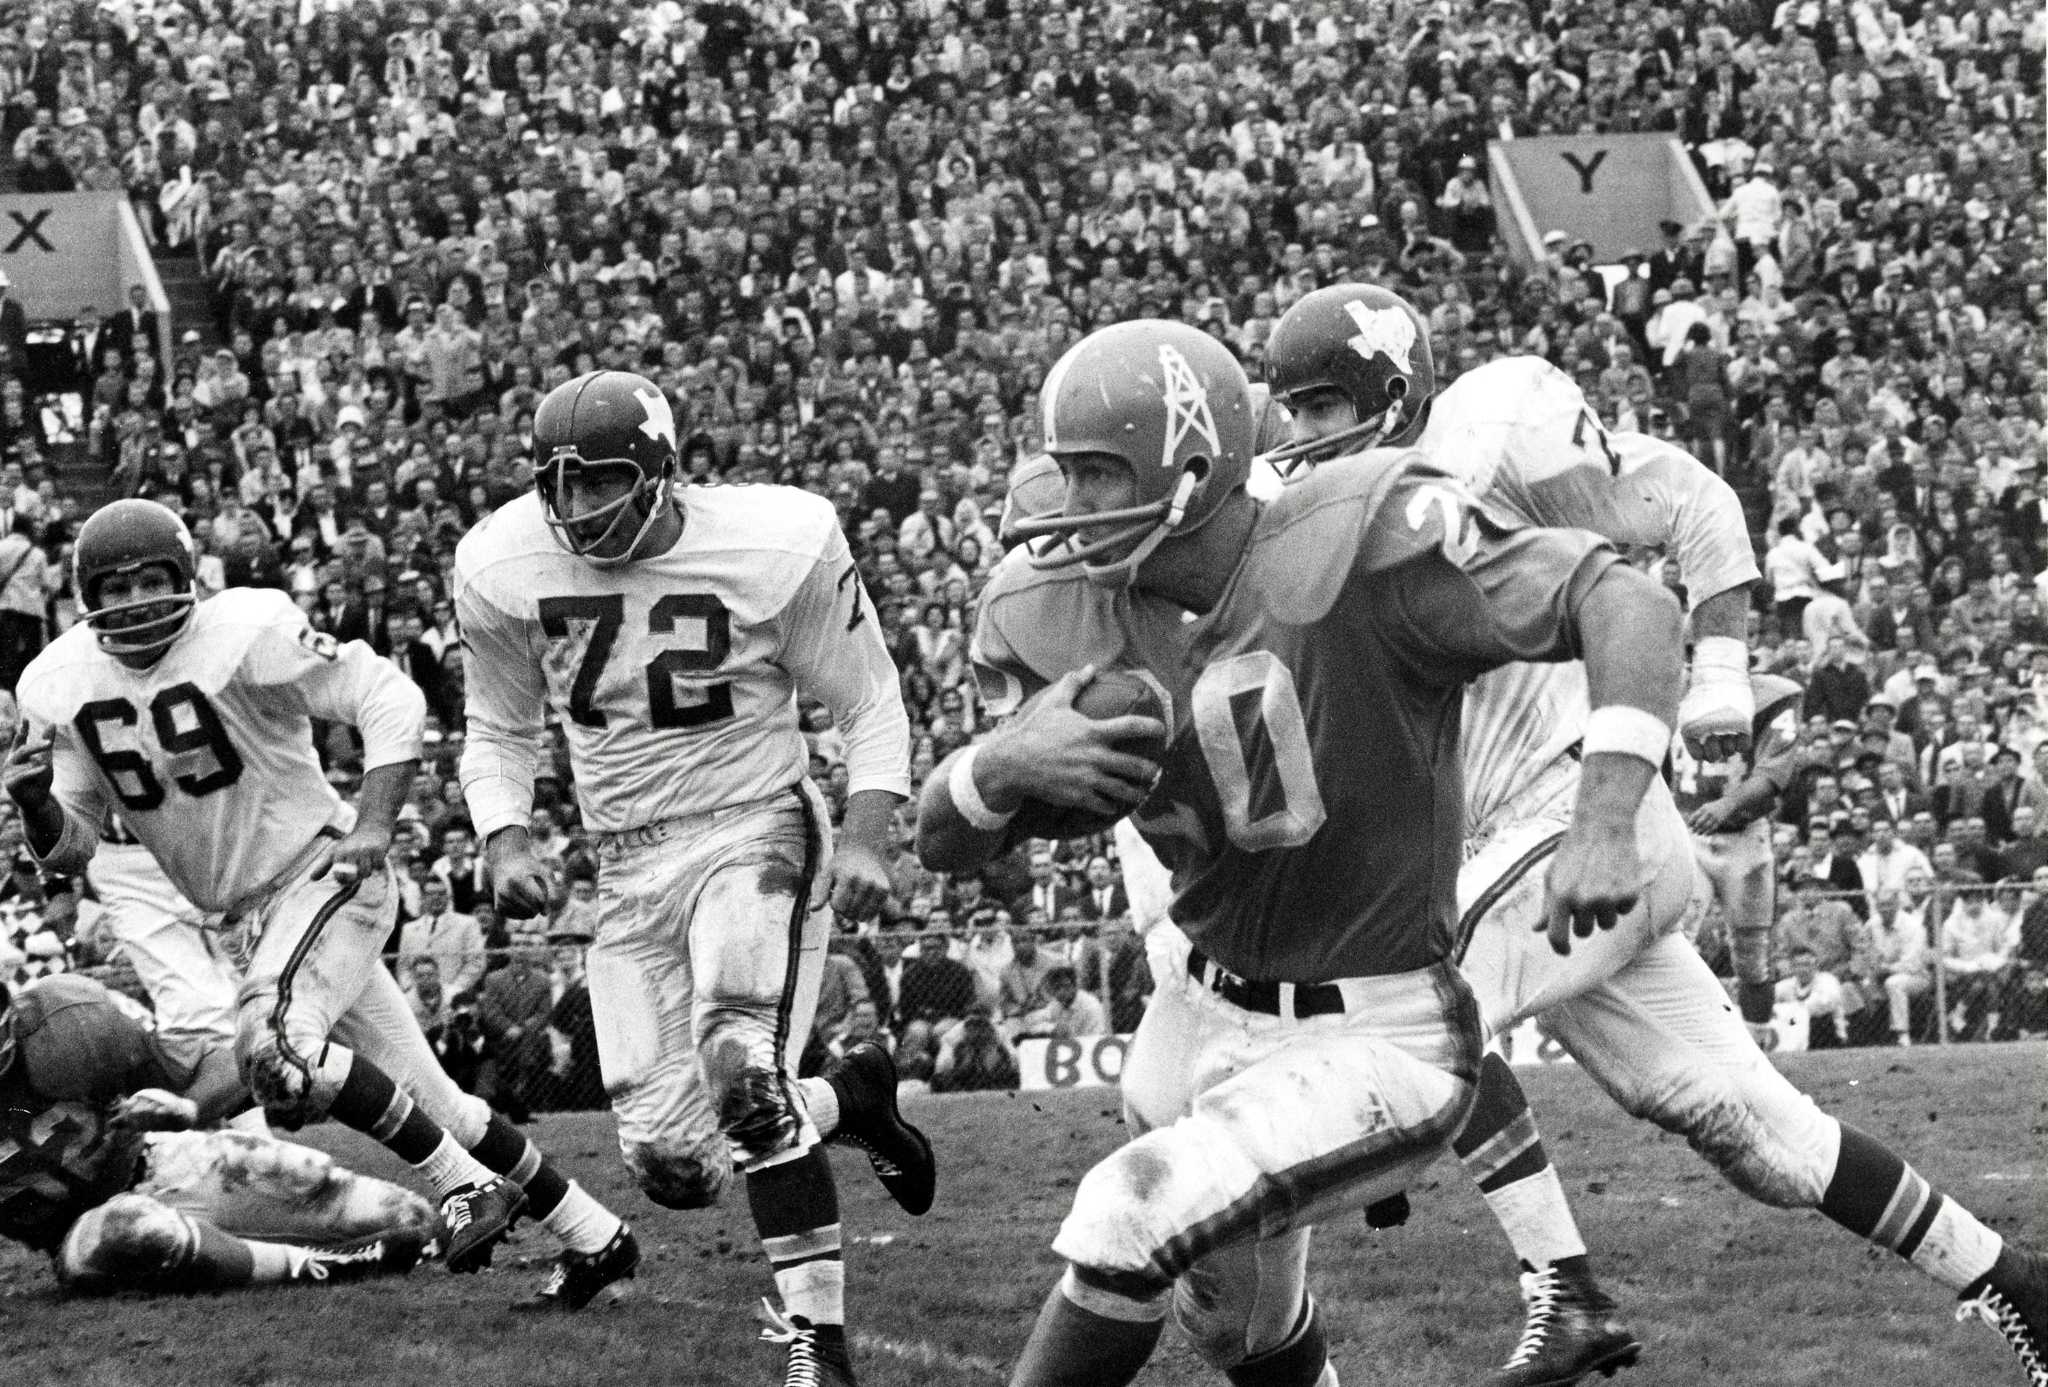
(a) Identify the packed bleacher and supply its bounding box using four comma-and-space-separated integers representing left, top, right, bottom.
0, 0, 2042, 1099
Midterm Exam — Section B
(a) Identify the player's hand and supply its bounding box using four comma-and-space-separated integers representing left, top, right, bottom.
1542, 819, 1649, 955
486, 829, 553, 920
1685, 797, 1741, 835
2, 721, 54, 812
823, 840, 891, 921
311, 824, 393, 886
109, 1088, 200, 1133
984, 666, 1165, 819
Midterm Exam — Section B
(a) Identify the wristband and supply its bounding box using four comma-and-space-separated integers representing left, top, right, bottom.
1688, 636, 1750, 689
1581, 706, 1674, 766
948, 745, 1015, 833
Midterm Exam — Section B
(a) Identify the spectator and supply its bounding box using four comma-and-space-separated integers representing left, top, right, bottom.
1867, 888, 1936, 1046
1939, 877, 2018, 1040
930, 1006, 1019, 1094
477, 934, 554, 1123
0, 513, 53, 688
1776, 945, 1854, 1049
546, 930, 605, 1111
395, 876, 485, 1002
1017, 964, 1109, 1041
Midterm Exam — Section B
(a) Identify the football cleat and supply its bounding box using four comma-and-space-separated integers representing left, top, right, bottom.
516, 1225, 640, 1312
298, 1228, 429, 1284
1487, 1262, 1643, 1387
439, 1177, 527, 1274
757, 1299, 856, 1386
828, 1041, 936, 1216
1956, 1244, 2048, 1386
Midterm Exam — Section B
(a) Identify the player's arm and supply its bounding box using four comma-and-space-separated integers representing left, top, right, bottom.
453, 570, 554, 919
1651, 450, 1763, 760
780, 532, 913, 919
247, 608, 427, 883
3, 717, 110, 875
112, 1036, 248, 1133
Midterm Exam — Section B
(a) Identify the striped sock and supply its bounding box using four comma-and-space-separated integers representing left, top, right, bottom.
1453, 1053, 1587, 1269
1011, 1266, 1168, 1387
332, 1056, 491, 1197
749, 1146, 843, 1326
1821, 1123, 2002, 1291
469, 1112, 621, 1254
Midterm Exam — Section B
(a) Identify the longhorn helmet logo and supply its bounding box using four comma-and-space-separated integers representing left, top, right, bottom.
1343, 300, 1417, 375
1155, 344, 1221, 469
633, 386, 676, 449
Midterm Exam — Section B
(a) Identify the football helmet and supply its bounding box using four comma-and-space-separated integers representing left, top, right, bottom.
531, 370, 679, 565
1009, 320, 1256, 586
1263, 284, 1436, 471
996, 454, 1064, 545
73, 499, 198, 661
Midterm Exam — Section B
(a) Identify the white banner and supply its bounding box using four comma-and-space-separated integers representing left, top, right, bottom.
1017, 1034, 1132, 1091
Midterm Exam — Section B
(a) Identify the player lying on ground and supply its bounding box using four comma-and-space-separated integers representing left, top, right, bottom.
1265, 284, 2047, 1387
0, 973, 433, 1293
919, 319, 1686, 1387
6, 500, 634, 1308
456, 369, 936, 1387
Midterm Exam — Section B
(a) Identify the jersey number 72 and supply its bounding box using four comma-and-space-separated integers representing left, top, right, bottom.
539, 593, 736, 732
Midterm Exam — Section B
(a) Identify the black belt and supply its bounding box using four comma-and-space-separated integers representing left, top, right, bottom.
1186, 948, 1346, 1019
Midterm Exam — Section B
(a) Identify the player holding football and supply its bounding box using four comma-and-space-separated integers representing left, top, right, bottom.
1265, 284, 2046, 1385
919, 320, 1687, 1387
456, 369, 935, 1386
4, 498, 638, 1309
0, 973, 433, 1292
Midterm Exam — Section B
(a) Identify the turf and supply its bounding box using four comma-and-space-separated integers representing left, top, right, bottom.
0, 1043, 2040, 1387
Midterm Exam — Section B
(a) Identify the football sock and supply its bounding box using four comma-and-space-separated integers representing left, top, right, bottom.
1226, 1294, 1331, 1387
750, 1145, 845, 1331
1010, 1266, 1168, 1387
1820, 1123, 2001, 1291
180, 1219, 257, 1289
470, 1111, 622, 1254
802, 1075, 841, 1137
1453, 1053, 1588, 1270
329, 1055, 493, 1197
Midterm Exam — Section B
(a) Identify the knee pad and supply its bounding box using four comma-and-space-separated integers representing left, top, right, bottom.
57, 1195, 198, 1294
717, 1065, 803, 1166
235, 1010, 347, 1131
1052, 1144, 1182, 1291
1619, 1066, 1829, 1208
623, 1135, 733, 1210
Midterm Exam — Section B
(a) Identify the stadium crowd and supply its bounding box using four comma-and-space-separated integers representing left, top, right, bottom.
0, 0, 2042, 1096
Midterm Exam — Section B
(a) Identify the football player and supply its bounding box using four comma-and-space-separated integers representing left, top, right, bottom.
455, 369, 935, 1386
1, 973, 433, 1293
1266, 284, 2046, 1385
918, 320, 1686, 1387
4, 498, 638, 1309
85, 812, 267, 1133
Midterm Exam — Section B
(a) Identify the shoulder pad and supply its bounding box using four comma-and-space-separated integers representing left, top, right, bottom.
684, 484, 839, 555
15, 625, 101, 726
205, 585, 304, 630
1246, 451, 1472, 624
975, 551, 1130, 686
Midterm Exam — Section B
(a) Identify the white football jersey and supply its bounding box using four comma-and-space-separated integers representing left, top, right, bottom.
1414, 357, 1762, 832
456, 485, 911, 837
18, 588, 425, 911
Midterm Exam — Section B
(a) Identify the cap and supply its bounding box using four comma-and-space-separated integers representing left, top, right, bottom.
336, 405, 366, 430
1671, 277, 1696, 296
1543, 229, 1569, 246
1914, 661, 1940, 679
1866, 692, 1897, 710
1458, 154, 1477, 169
1831, 718, 1859, 733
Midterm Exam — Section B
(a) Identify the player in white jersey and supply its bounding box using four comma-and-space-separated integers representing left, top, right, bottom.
3, 499, 641, 1310
1266, 285, 2047, 1386
456, 370, 934, 1385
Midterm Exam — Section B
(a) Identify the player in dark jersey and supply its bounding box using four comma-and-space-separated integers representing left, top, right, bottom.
1, 974, 434, 1292
916, 321, 1687, 1387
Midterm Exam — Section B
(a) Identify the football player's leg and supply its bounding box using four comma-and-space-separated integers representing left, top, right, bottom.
136, 1128, 436, 1250
57, 1193, 421, 1292
109, 894, 270, 1133
1172, 1233, 1338, 1387
1544, 933, 2039, 1357
1700, 820, 1779, 1028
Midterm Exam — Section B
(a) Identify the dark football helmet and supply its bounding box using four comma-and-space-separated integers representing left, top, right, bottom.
531, 370, 680, 565
1009, 320, 1256, 585
1262, 284, 1436, 471
73, 499, 198, 661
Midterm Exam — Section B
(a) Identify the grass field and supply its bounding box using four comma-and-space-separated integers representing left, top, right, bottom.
0, 1043, 2041, 1387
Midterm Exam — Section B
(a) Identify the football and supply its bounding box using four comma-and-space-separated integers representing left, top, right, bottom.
1005, 668, 1173, 844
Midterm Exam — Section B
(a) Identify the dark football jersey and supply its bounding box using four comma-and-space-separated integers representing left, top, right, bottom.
972, 453, 1620, 982
0, 975, 186, 1252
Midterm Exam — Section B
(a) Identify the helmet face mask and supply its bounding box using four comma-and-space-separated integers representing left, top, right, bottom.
531, 371, 679, 567
73, 500, 199, 663
1263, 284, 1435, 473
1010, 320, 1255, 588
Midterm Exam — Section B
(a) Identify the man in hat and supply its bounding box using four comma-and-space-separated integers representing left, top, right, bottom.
1648, 218, 1691, 294
1720, 160, 1782, 282
1647, 276, 1707, 368
1438, 153, 1494, 252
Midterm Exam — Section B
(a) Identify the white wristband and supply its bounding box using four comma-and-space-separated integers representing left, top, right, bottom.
1581, 706, 1675, 766
948, 745, 1015, 833
1688, 636, 1750, 688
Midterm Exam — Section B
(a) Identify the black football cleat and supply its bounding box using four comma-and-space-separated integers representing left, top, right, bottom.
516, 1225, 640, 1312
439, 1176, 526, 1274
299, 1228, 429, 1283
1957, 1243, 2048, 1386
758, 1299, 857, 1386
828, 1041, 936, 1216
1487, 1261, 1643, 1387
